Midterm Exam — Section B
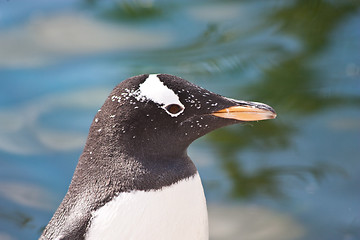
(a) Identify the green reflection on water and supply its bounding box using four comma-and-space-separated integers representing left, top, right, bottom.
206, 0, 360, 198
0, 208, 34, 229
84, 0, 164, 20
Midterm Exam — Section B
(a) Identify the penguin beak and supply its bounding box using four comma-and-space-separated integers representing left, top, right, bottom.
211, 101, 277, 121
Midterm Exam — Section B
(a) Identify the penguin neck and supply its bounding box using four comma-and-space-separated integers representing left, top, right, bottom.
73, 117, 197, 192
84, 121, 189, 162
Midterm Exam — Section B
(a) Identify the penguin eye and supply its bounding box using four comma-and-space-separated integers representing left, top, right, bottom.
165, 104, 183, 114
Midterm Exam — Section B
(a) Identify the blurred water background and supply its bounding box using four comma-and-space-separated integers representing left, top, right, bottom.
0, 0, 359, 239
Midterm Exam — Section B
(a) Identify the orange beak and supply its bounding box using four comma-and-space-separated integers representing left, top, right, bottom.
212, 102, 276, 121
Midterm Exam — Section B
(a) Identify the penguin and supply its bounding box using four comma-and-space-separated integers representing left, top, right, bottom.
40, 74, 276, 240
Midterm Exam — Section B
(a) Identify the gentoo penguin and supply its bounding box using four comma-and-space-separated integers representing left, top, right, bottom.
40, 74, 276, 240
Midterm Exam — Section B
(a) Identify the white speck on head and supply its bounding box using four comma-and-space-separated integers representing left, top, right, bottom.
131, 74, 185, 117
94, 118, 99, 123
110, 115, 116, 118
89, 151, 92, 154
97, 128, 102, 132
98, 109, 101, 112
134, 106, 139, 109
111, 95, 121, 102
133, 136, 136, 138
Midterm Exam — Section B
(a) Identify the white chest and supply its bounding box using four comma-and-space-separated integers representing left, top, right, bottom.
85, 172, 208, 240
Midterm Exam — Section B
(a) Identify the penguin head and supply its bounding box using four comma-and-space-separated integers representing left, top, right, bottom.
88, 74, 276, 159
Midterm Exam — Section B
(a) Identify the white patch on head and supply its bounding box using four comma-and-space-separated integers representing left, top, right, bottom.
86, 173, 208, 240
132, 74, 185, 117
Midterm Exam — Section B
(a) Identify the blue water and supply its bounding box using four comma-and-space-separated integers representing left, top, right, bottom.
0, 1, 359, 239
